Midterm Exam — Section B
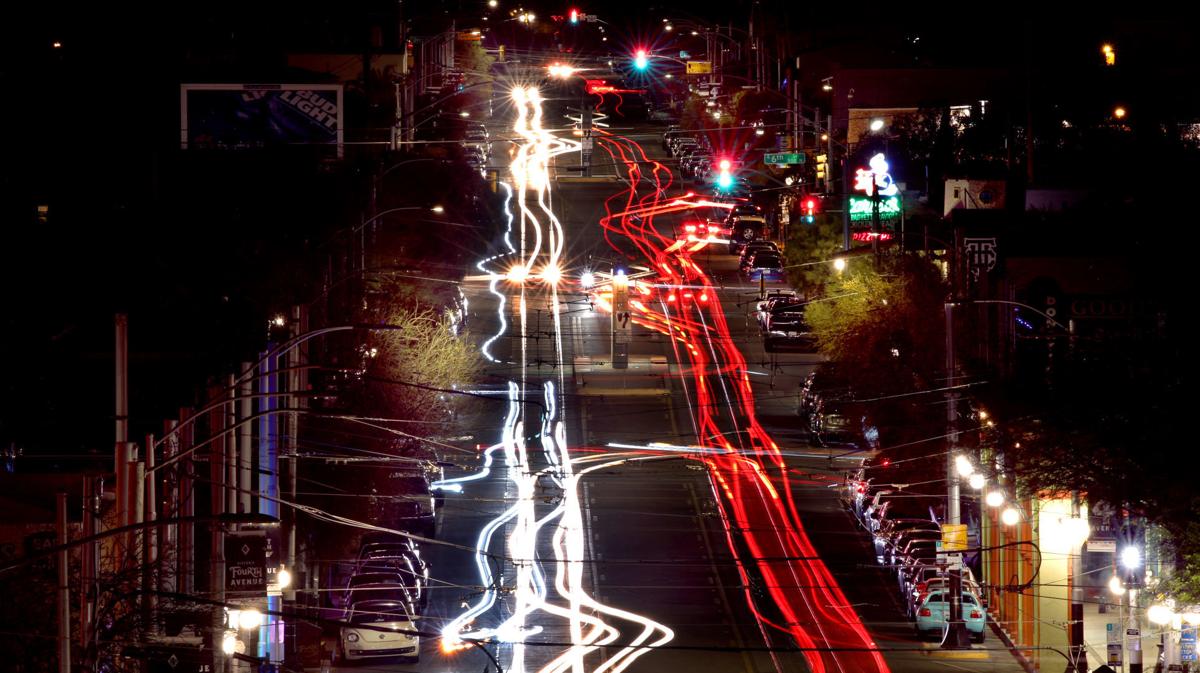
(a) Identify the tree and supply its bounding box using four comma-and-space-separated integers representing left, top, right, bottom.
680, 95, 709, 132
355, 277, 481, 423
803, 255, 948, 391
783, 213, 842, 296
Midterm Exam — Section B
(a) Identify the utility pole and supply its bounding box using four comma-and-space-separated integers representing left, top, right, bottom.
1068, 493, 1088, 672
57, 492, 70, 673
827, 115, 834, 194
283, 305, 306, 667
80, 474, 98, 662
841, 156, 851, 251
209, 382, 228, 673
115, 314, 130, 561
143, 432, 158, 633
238, 363, 253, 515
941, 299, 971, 649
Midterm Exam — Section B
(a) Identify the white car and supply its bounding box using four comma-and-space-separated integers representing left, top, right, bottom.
340, 600, 419, 663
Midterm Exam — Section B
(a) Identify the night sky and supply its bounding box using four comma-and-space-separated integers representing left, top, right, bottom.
1, 2, 1196, 462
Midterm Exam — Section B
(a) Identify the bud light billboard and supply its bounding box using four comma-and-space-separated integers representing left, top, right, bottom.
181, 84, 344, 156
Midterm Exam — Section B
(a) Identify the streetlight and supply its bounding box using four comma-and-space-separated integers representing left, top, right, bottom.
968, 473, 985, 490
1121, 544, 1142, 571
985, 490, 1005, 507
1102, 43, 1116, 66
954, 454, 975, 478
869, 118, 885, 132
1001, 507, 1020, 526
1148, 604, 1175, 626
1114, 106, 1127, 120
1109, 575, 1126, 596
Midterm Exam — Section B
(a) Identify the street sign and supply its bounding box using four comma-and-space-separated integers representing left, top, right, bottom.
225, 533, 267, 596
764, 152, 805, 165
686, 61, 712, 75
1089, 540, 1117, 553
1108, 643, 1123, 666
941, 523, 968, 552
1107, 623, 1120, 643
679, 50, 691, 59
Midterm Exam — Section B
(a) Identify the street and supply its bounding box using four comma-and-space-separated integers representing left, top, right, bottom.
317, 112, 1030, 673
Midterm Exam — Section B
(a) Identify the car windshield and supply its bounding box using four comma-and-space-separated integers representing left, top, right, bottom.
349, 574, 401, 587
350, 606, 410, 624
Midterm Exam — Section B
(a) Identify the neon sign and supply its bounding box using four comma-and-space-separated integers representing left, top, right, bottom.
848, 195, 900, 221
853, 153, 898, 198
852, 231, 894, 242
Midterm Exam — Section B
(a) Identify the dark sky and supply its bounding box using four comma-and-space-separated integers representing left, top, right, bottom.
1, 3, 1195, 462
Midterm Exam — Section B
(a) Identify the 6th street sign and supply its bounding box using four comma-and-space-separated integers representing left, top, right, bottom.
225, 533, 267, 596
764, 152, 805, 165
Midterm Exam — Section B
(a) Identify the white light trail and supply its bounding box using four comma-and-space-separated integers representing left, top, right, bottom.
439, 86, 675, 673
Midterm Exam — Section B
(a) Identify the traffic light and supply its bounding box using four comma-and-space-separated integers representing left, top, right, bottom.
569, 8, 579, 24
801, 196, 818, 224
634, 49, 649, 71
715, 159, 733, 190
815, 152, 828, 185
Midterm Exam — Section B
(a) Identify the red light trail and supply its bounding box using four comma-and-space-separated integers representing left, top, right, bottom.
590, 129, 891, 673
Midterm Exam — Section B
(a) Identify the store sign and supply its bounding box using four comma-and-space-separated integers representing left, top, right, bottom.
852, 231, 893, 242
964, 237, 998, 277
225, 533, 267, 596
848, 195, 900, 222
1181, 627, 1197, 662
685, 61, 713, 75
853, 153, 898, 197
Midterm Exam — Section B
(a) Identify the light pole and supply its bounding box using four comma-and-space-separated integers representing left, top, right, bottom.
941, 297, 1074, 651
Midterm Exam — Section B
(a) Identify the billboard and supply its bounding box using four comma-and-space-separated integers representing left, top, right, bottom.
181, 84, 344, 156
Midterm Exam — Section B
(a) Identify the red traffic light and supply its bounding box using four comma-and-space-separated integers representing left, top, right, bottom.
569, 8, 579, 23
803, 197, 818, 212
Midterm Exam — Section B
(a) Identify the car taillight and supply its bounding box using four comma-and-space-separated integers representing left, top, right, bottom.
918, 608, 931, 617
969, 610, 982, 619
916, 582, 926, 592
684, 224, 697, 233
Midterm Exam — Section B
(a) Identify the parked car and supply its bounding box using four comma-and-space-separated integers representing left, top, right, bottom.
914, 590, 987, 642
873, 519, 940, 565
340, 572, 403, 604
356, 552, 427, 610
755, 291, 800, 329
339, 600, 420, 662
741, 252, 785, 281
797, 364, 855, 423
809, 398, 880, 454
763, 306, 817, 352
909, 572, 984, 618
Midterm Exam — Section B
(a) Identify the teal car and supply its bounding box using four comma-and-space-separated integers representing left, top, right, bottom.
914, 590, 987, 642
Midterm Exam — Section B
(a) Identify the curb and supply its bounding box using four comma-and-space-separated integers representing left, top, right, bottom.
988, 618, 1039, 673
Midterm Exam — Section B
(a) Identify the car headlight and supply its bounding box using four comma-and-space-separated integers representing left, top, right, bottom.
346, 632, 360, 642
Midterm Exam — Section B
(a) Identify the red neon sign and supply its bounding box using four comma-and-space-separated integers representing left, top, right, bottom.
851, 231, 894, 242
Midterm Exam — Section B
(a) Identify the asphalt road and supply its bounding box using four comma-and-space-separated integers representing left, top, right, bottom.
312, 119, 1029, 673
